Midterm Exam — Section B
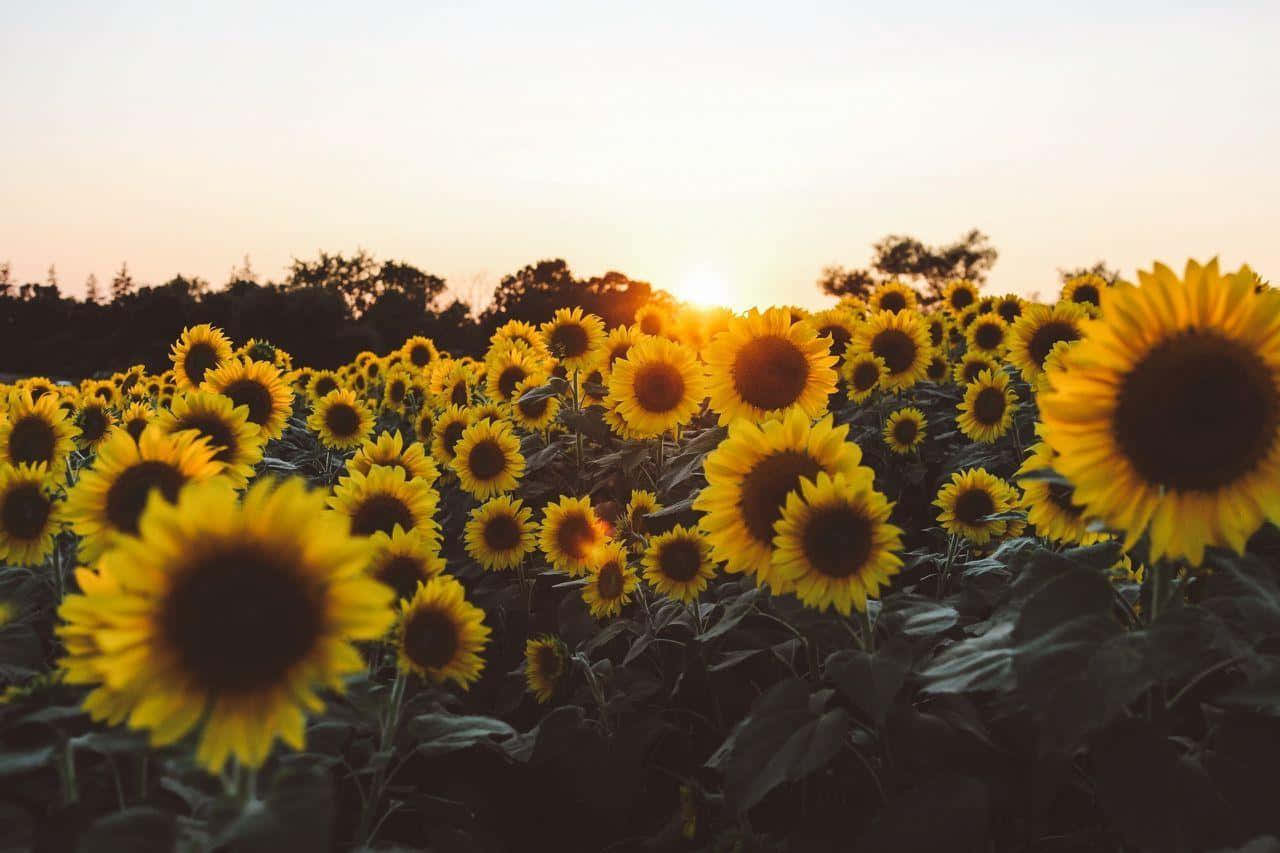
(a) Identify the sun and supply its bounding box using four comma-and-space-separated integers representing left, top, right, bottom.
676, 266, 733, 307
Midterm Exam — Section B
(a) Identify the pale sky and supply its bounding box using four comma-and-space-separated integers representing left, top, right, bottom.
3, 1, 1278, 311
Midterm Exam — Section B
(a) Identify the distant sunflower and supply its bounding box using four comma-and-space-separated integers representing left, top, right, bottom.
524, 635, 566, 703
307, 370, 343, 402
600, 325, 644, 375
22, 377, 58, 403
957, 369, 1016, 443
625, 489, 661, 537
935, 468, 1017, 544
452, 418, 525, 499
772, 472, 902, 615
349, 431, 439, 483
704, 307, 838, 424
84, 379, 119, 408
288, 367, 315, 395
850, 310, 932, 391
884, 407, 927, 454
486, 347, 548, 403
808, 308, 858, 356
841, 352, 885, 403
606, 336, 707, 438
170, 324, 233, 391
0, 462, 62, 566
329, 464, 440, 543
74, 396, 116, 452
414, 408, 435, 446
396, 575, 489, 688
1060, 273, 1108, 315
582, 540, 639, 618
465, 495, 537, 571
119, 401, 155, 442
431, 405, 474, 465
66, 426, 223, 560
201, 358, 294, 441
1, 390, 78, 471
490, 320, 548, 360
694, 411, 872, 590
360, 356, 384, 387
925, 315, 950, 351
1040, 259, 1280, 563
966, 314, 1009, 356
995, 294, 1024, 324
1016, 441, 1109, 546
368, 527, 445, 600
634, 304, 669, 338
539, 495, 607, 576
943, 280, 980, 315
870, 281, 917, 314
401, 335, 440, 369
309, 389, 374, 451
924, 353, 950, 383
381, 367, 413, 415
1006, 301, 1088, 383
432, 361, 474, 409
157, 391, 265, 488
56, 477, 394, 773
468, 401, 505, 425
509, 376, 561, 432
541, 307, 605, 371
953, 352, 1000, 386
642, 525, 715, 603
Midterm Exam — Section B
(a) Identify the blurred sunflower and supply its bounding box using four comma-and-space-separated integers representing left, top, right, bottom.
157, 391, 265, 488
954, 352, 1000, 386
401, 335, 440, 369
1006, 301, 1088, 383
329, 465, 440, 543
381, 367, 412, 415
808, 308, 858, 356
841, 352, 886, 403
541, 307, 605, 371
943, 279, 979, 315
309, 389, 374, 451
452, 418, 525, 499
1, 390, 78, 471
966, 314, 1008, 356
870, 280, 917, 314
884, 407, 927, 455
468, 401, 506, 425
509, 376, 561, 432
634, 304, 669, 338
995, 294, 1024, 324
0, 462, 62, 566
170, 324, 233, 390
582, 540, 639, 618
120, 401, 155, 442
524, 635, 566, 703
625, 489, 661, 537
413, 408, 435, 446
1017, 440, 1109, 546
490, 320, 548, 359
350, 431, 438, 483
1060, 273, 1108, 315
396, 575, 489, 688
925, 315, 949, 351
642, 525, 715, 603
84, 378, 119, 407
935, 468, 1017, 544
606, 336, 707, 438
850, 310, 932, 391
22, 376, 58, 403
368, 527, 445, 601
431, 405, 474, 465
601, 324, 645, 375
924, 353, 950, 383
957, 368, 1016, 443
539, 495, 607, 576
74, 395, 116, 452
201, 358, 294, 441
465, 495, 537, 571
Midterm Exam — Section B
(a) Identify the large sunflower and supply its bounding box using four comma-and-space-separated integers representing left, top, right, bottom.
841, 353, 885, 403
953, 352, 1000, 386
349, 430, 439, 484
1006, 301, 1088, 383
541, 307, 606, 371
625, 489, 661, 537
943, 280, 980, 315
884, 407, 927, 455
1, 390, 78, 472
524, 635, 566, 703
582, 540, 639, 618
539, 495, 607, 576
368, 527, 445, 601
642, 525, 716, 603
156, 391, 265, 488
452, 418, 525, 499
1016, 440, 1109, 546
307, 370, 343, 403
66, 427, 223, 561
396, 575, 489, 688
772, 472, 903, 616
431, 405, 475, 465
465, 495, 537, 571
201, 358, 293, 441
170, 324, 234, 391
634, 304, 669, 338
694, 410, 872, 590
328, 465, 440, 544
309, 389, 375, 451
1040, 259, 1280, 563
0, 462, 63, 566
485, 347, 548, 404
600, 324, 646, 376
870, 281, 917, 315
995, 294, 1025, 325
935, 468, 1017, 544
606, 336, 706, 439
850, 310, 932, 392
808, 308, 858, 357
956, 368, 1016, 443
704, 307, 838, 425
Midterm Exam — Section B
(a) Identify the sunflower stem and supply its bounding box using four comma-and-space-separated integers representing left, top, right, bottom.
854, 606, 876, 653
57, 737, 78, 806
381, 668, 408, 754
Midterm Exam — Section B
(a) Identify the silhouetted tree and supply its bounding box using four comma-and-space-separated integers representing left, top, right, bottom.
1058, 260, 1120, 285
817, 265, 878, 299
110, 263, 134, 301
85, 273, 100, 303
0, 262, 11, 297
819, 230, 998, 303
481, 260, 651, 329
46, 265, 58, 289
285, 250, 445, 319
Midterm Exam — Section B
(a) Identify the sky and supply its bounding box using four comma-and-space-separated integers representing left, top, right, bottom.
3, 1, 1278, 311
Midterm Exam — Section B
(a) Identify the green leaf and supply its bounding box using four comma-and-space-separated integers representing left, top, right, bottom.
883, 595, 959, 637
825, 640, 911, 726
409, 712, 516, 758
0, 745, 54, 777
697, 589, 761, 642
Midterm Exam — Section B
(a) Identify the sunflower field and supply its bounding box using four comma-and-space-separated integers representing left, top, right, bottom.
1, 259, 1279, 851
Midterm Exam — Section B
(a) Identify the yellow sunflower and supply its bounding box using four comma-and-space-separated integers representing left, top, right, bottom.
935, 468, 1017, 544
953, 352, 1000, 386
451, 418, 525, 499
634, 304, 669, 338
625, 489, 661, 537
541, 307, 606, 371
841, 352, 886, 403
396, 575, 489, 688
704, 307, 838, 425
509, 376, 561, 432
1006, 301, 1088, 384
884, 407, 927, 455
413, 408, 436, 446
65, 426, 223, 561
156, 391, 265, 488
600, 325, 646, 376
850, 310, 933, 392
807, 308, 858, 357
539, 495, 607, 576
119, 401, 155, 443
170, 324, 234, 391
1017, 440, 1110, 546
401, 335, 440, 370
957, 368, 1016, 443
490, 320, 550, 361
328, 464, 440, 544
56, 477, 394, 773
943, 279, 980, 315
582, 540, 639, 618
486, 347, 548, 404
1040, 259, 1280, 563
309, 389, 375, 451
74, 395, 117, 452
966, 314, 1009, 356
431, 405, 475, 465
524, 635, 566, 703
381, 366, 413, 415
368, 527, 445, 600
83, 379, 119, 408
606, 336, 707, 439
995, 294, 1024, 325
0, 462, 63, 566
1060, 273, 1108, 315
307, 370, 343, 403
432, 360, 475, 409
349, 430, 439, 484
924, 352, 950, 383
642, 525, 716, 603
201, 358, 294, 441
21, 376, 58, 403
772, 472, 903, 615
870, 280, 918, 314
1, 390, 78, 472
464, 495, 537, 571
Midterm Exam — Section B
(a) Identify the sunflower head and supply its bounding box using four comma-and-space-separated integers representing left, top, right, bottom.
995, 294, 1024, 324
309, 389, 375, 451
349, 431, 439, 484
1, 389, 79, 471
74, 396, 117, 451
1016, 441, 1110, 546
485, 347, 549, 403
943, 280, 980, 315
871, 281, 918, 314
625, 489, 661, 537
369, 527, 445, 600
851, 310, 933, 392
935, 468, 1018, 544
1007, 301, 1088, 383
541, 307, 606, 371
201, 358, 294, 441
966, 314, 1009, 355
0, 462, 63, 566
401, 335, 441, 369
170, 324, 234, 391
396, 576, 490, 688
509, 376, 562, 432
157, 391, 265, 488
524, 635, 566, 703
431, 405, 475, 464
538, 495, 607, 576
1060, 274, 1109, 315
956, 368, 1016, 444
451, 418, 525, 500
329, 464, 440, 544
606, 336, 707, 439
582, 540, 639, 619
634, 304, 668, 338
642, 525, 716, 603
841, 352, 886, 403
808, 308, 858, 356
954, 352, 1000, 386
884, 407, 927, 455
307, 370, 343, 403
120, 402, 155, 443
464, 495, 537, 571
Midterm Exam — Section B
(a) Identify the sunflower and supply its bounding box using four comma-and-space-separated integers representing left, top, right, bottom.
486, 347, 548, 403
1, 390, 78, 471
642, 525, 716, 603
694, 410, 872, 590
490, 320, 549, 360
807, 308, 858, 356
381, 367, 413, 415
966, 314, 1009, 356
772, 472, 902, 615
401, 335, 440, 370
953, 352, 1000, 386
925, 315, 950, 351
368, 527, 445, 600
580, 366, 608, 406
309, 389, 375, 451
74, 396, 116, 452
935, 468, 1017, 544
1060, 273, 1108, 315
884, 407, 927, 454
539, 495, 607, 576
360, 356, 384, 388
606, 337, 707, 438
432, 360, 474, 409
156, 391, 265, 488
307, 370, 343, 403
995, 294, 1024, 324
582, 540, 639, 618
288, 367, 315, 395
943, 279, 980, 315
452, 418, 525, 499
1035, 339, 1076, 394
1006, 301, 1088, 383
524, 635, 566, 703
870, 281, 917, 314
841, 352, 886, 403
924, 353, 950, 383
83, 379, 119, 408
704, 307, 838, 425
22, 376, 58, 403
625, 489, 661, 537
56, 477, 394, 773
850, 310, 932, 392
170, 324, 234, 391
957, 369, 1016, 443
66, 426, 224, 560
0, 462, 63, 566
431, 405, 474, 465
541, 307, 606, 371
396, 576, 489, 688
600, 325, 646, 376
468, 401, 507, 425
1016, 440, 1109, 546
201, 358, 294, 441
634, 304, 669, 338
509, 376, 561, 432
1040, 259, 1280, 563
465, 495, 537, 571
329, 464, 440, 544
120, 401, 155, 442
413, 408, 435, 446
349, 431, 439, 483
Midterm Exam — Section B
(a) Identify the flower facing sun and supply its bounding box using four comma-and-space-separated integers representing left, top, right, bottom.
328, 465, 440, 545
850, 310, 933, 392
465, 495, 538, 571
367, 527, 445, 601
1, 390, 78, 472
1016, 440, 1110, 546
642, 525, 716, 603
0, 462, 63, 566
170, 324, 233, 391
541, 307, 606, 371
156, 391, 265, 489
935, 468, 1018, 544
539, 495, 607, 576
525, 635, 566, 703
310, 389, 375, 451
606, 336, 707, 439
349, 430, 439, 484
582, 540, 639, 619
884, 407, 927, 455
451, 418, 525, 499
1006, 301, 1088, 384
395, 575, 490, 689
956, 368, 1016, 443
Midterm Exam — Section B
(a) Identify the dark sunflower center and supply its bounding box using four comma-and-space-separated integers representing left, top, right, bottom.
467, 439, 507, 481
550, 323, 589, 359
1072, 285, 1100, 306
409, 344, 433, 367
1046, 481, 1084, 517
639, 314, 663, 335
928, 322, 945, 348
1114, 331, 1280, 492
314, 376, 339, 397
954, 489, 996, 525
2, 483, 51, 539
518, 393, 549, 419
878, 291, 908, 313
962, 361, 990, 384
351, 494, 415, 537
95, 386, 114, 403
79, 408, 109, 442
950, 288, 975, 311
105, 461, 187, 535
366, 362, 381, 379
417, 414, 434, 441
555, 514, 596, 561
738, 451, 823, 544
178, 414, 237, 463
973, 322, 1004, 351
800, 505, 873, 578
870, 329, 917, 374
972, 387, 1007, 425
402, 606, 459, 670
597, 562, 624, 598
998, 301, 1023, 324
183, 342, 220, 386
442, 421, 467, 457
926, 357, 948, 381
535, 645, 561, 678
482, 513, 522, 552
658, 539, 702, 582
634, 364, 686, 413
499, 366, 528, 400
1028, 321, 1080, 368
893, 418, 918, 446
377, 555, 428, 600
609, 344, 632, 368
388, 380, 406, 403
30, 386, 51, 402
451, 382, 470, 407
222, 379, 273, 426
8, 417, 56, 465
324, 403, 360, 438
733, 336, 811, 411
851, 362, 880, 393
819, 325, 852, 355
163, 546, 323, 693
125, 417, 149, 441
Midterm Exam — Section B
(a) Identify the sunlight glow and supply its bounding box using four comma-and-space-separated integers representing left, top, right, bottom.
675, 266, 733, 308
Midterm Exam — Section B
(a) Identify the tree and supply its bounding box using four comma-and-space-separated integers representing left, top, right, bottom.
159, 274, 210, 297
0, 261, 11, 297
818, 229, 999, 303
1058, 260, 1120, 285
85, 273, 100, 303
480, 260, 652, 329
817, 265, 878, 299
228, 254, 258, 286
110, 262, 134, 301
285, 250, 444, 319
46, 265, 58, 288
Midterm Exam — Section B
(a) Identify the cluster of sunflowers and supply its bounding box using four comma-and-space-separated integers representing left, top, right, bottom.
1, 256, 1277, 814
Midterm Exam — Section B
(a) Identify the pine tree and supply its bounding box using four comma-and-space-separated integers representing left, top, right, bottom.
110, 262, 134, 301
85, 273, 100, 303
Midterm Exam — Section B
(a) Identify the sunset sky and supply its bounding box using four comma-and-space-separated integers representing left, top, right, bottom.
4, 1, 1278, 310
